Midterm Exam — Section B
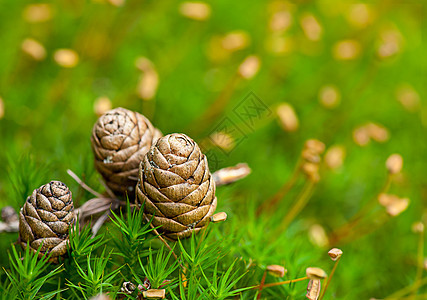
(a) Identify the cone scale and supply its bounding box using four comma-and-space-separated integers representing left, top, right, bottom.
91, 107, 162, 196
137, 133, 217, 240
18, 181, 74, 263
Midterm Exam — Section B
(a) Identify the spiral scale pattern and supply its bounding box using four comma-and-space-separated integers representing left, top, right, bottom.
91, 107, 162, 196
137, 133, 217, 240
19, 181, 74, 263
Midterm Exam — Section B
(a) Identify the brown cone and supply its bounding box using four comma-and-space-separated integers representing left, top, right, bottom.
136, 133, 217, 240
18, 181, 74, 263
91, 107, 162, 196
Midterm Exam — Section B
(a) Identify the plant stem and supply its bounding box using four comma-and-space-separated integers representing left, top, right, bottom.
275, 180, 316, 234
384, 277, 427, 300
256, 159, 302, 216
401, 293, 427, 300
329, 172, 393, 245
99, 179, 116, 199
319, 256, 341, 300
188, 74, 240, 135
256, 270, 267, 300
252, 276, 309, 290
196, 223, 209, 251
67, 169, 105, 199
91, 210, 111, 237
332, 211, 389, 245
409, 228, 425, 300
143, 215, 182, 269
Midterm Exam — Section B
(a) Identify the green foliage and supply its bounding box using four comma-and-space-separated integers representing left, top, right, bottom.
67, 249, 122, 299
178, 231, 222, 275
6, 154, 49, 209
169, 276, 209, 300
3, 244, 63, 300
201, 260, 252, 300
68, 219, 106, 261
131, 246, 178, 289
109, 200, 155, 267
0, 0, 426, 299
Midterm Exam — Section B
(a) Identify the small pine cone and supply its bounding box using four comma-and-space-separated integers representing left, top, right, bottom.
137, 133, 217, 240
19, 181, 74, 263
91, 107, 162, 196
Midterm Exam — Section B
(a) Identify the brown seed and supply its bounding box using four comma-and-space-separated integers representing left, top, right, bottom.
211, 163, 251, 186
300, 13, 322, 41
142, 289, 166, 299
366, 122, 389, 143
308, 224, 329, 248
210, 131, 235, 151
21, 38, 46, 61
238, 55, 261, 79
353, 126, 370, 146
378, 193, 409, 217
135, 57, 158, 101
23, 4, 53, 23
0, 97, 4, 119
325, 145, 345, 170
108, 0, 125, 7
306, 267, 327, 280
302, 163, 319, 175
90, 294, 111, 300
179, 2, 211, 21
137, 71, 158, 101
93, 97, 112, 116
411, 222, 424, 233
306, 279, 321, 300
302, 149, 321, 164
302, 163, 320, 182
269, 10, 292, 32
318, 85, 340, 109
305, 139, 325, 154
54, 49, 79, 68
328, 248, 343, 261
396, 84, 420, 112
333, 40, 361, 60
277, 103, 299, 132
377, 29, 402, 58
346, 3, 373, 28
211, 212, 227, 223
386, 154, 403, 174
267, 265, 286, 278
221, 31, 250, 51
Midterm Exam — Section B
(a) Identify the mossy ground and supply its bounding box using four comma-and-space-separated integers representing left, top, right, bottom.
0, 1, 426, 299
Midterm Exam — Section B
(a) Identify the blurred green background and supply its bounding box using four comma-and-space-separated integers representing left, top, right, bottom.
0, 0, 426, 299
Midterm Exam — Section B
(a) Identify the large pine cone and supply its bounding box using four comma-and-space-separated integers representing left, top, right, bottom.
19, 181, 74, 263
91, 107, 162, 196
137, 133, 217, 240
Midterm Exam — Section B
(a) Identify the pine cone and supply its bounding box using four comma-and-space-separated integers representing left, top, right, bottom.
18, 181, 74, 263
136, 133, 217, 240
91, 107, 162, 196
